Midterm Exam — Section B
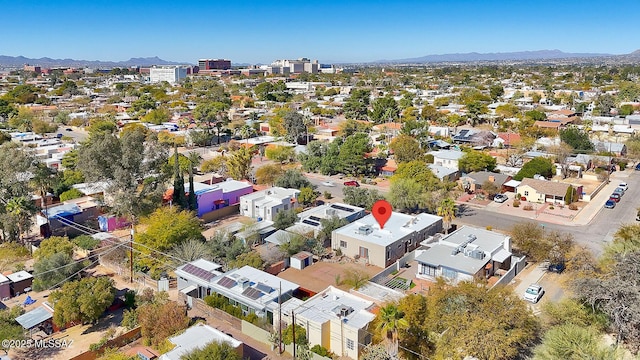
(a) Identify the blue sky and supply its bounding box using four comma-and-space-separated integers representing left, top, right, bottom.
2, 0, 638, 64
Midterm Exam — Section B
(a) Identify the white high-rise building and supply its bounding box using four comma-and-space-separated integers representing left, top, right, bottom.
149, 66, 188, 84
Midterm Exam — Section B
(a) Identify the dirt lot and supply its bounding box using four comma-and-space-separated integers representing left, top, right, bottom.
277, 260, 382, 293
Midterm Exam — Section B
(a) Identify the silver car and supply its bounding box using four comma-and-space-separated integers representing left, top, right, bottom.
494, 194, 508, 203
524, 284, 545, 303
321, 181, 336, 187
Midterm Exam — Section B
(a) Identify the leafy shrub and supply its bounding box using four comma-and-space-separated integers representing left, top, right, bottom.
549, 205, 554, 210
568, 204, 578, 210
523, 205, 533, 211
324, 191, 332, 199
59, 188, 84, 201
486, 226, 493, 231
73, 235, 101, 250
311, 344, 335, 358
513, 200, 521, 207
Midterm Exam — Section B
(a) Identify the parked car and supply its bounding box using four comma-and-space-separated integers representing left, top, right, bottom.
548, 263, 565, 273
494, 194, 508, 203
619, 182, 629, 191
65, 128, 72, 131
636, 163, 640, 171
321, 181, 336, 187
604, 200, 616, 209
343, 181, 360, 187
524, 284, 545, 303
614, 187, 625, 196
609, 193, 621, 202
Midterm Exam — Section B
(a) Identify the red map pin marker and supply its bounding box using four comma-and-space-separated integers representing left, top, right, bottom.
372, 200, 392, 229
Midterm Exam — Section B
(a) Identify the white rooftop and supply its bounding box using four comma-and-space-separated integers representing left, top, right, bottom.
6, 271, 33, 283
333, 212, 442, 246
210, 266, 299, 311
217, 178, 253, 193
159, 324, 242, 360
292, 286, 375, 330
430, 150, 464, 160
241, 187, 299, 201
440, 225, 509, 253
72, 182, 110, 196
296, 203, 364, 229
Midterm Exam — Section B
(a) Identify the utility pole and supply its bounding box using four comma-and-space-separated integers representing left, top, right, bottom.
278, 282, 282, 354
129, 225, 134, 283
292, 310, 296, 360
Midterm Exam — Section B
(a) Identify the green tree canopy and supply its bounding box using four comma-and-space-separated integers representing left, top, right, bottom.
342, 187, 384, 210
338, 132, 372, 176
0, 306, 25, 352
392, 160, 441, 190
342, 89, 370, 120
181, 340, 242, 360
136, 207, 203, 253
533, 324, 622, 360
370, 96, 399, 124
458, 150, 497, 173
514, 157, 554, 181
273, 209, 299, 230
560, 127, 594, 153
274, 169, 312, 190
49, 277, 116, 327
389, 135, 422, 163
35, 236, 75, 260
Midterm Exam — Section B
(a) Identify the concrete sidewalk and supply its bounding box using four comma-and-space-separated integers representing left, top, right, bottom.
571, 170, 631, 226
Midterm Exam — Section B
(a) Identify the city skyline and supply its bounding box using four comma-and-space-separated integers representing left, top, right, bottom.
2, 0, 639, 64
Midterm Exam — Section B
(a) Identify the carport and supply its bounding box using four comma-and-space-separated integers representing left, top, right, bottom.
15, 305, 54, 337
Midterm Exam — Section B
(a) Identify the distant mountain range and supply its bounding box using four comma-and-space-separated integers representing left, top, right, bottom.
2, 49, 640, 68
375, 49, 640, 64
0, 55, 187, 68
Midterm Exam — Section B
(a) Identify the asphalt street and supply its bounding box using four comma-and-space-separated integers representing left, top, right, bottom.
457, 170, 640, 256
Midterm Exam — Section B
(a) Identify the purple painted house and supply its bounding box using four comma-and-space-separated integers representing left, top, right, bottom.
185, 179, 253, 217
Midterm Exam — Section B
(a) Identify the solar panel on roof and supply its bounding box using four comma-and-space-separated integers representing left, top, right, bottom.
302, 219, 320, 226
217, 276, 237, 288
182, 264, 216, 281
242, 287, 264, 300
330, 204, 354, 213
256, 282, 273, 293
309, 216, 322, 222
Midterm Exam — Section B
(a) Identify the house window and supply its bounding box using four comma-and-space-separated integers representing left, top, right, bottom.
340, 240, 347, 248
359, 247, 369, 258
421, 264, 437, 277
442, 268, 458, 279
524, 191, 529, 196
346, 339, 354, 350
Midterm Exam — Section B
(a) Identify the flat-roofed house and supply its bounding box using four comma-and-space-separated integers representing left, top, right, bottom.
415, 225, 513, 283
332, 212, 443, 268
175, 260, 299, 322
282, 286, 376, 360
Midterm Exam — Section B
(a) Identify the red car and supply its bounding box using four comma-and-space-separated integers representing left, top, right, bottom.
343, 181, 360, 187
610, 193, 621, 202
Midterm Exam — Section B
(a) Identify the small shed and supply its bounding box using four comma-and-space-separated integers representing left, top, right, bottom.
0, 273, 10, 300
290, 251, 313, 270
7, 271, 34, 297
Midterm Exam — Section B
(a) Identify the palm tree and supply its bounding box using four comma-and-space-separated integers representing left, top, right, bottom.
437, 198, 457, 234
376, 304, 408, 358
239, 125, 255, 143
30, 163, 54, 212
6, 196, 35, 244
